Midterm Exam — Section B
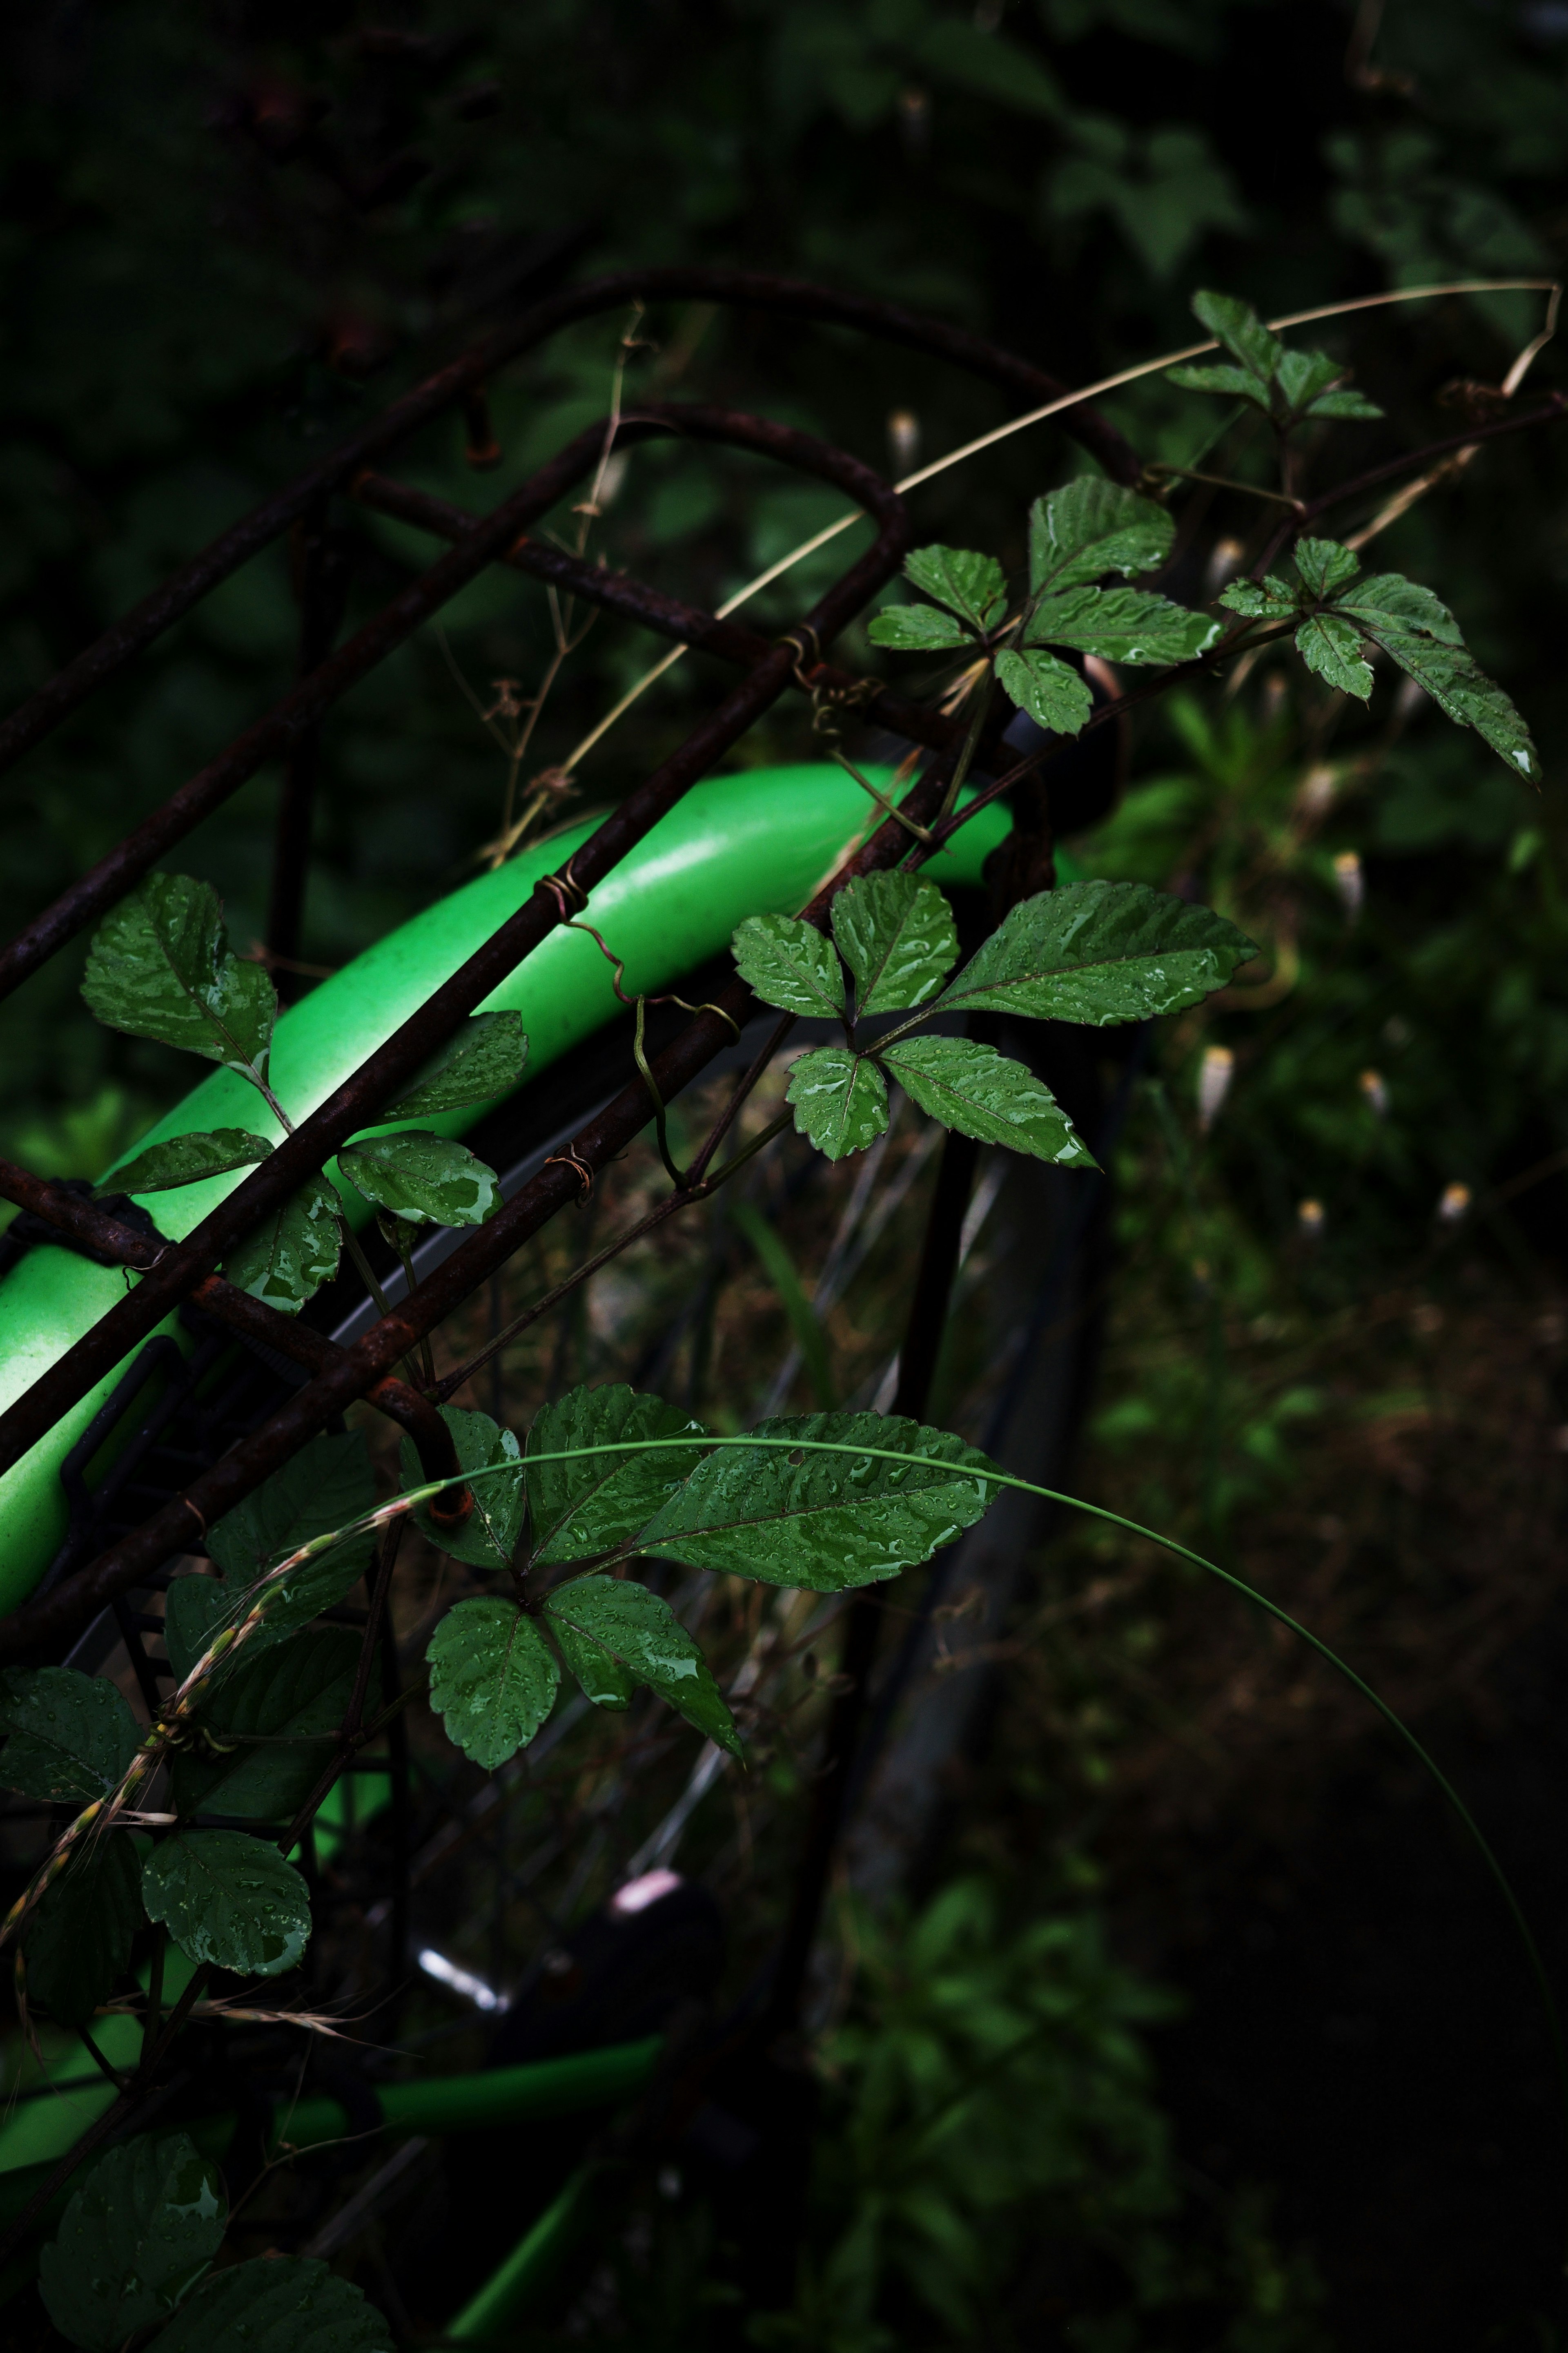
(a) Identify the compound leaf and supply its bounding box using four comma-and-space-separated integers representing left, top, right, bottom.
426, 1597, 559, 1769
1296, 611, 1372, 698
0, 1666, 140, 1802
22, 1832, 143, 2026
1027, 477, 1174, 595
641, 1411, 1000, 1591
878, 1035, 1096, 1166
901, 544, 1008, 630
831, 872, 959, 1016
222, 1172, 342, 1313
544, 1575, 740, 1754
208, 1432, 375, 1638
98, 1129, 272, 1198
81, 873, 276, 1079
171, 1631, 366, 1821
866, 603, 976, 651
994, 647, 1093, 736
142, 1829, 311, 1977
526, 1383, 707, 1567
1027, 583, 1220, 667
145, 2257, 391, 2353
40, 2131, 225, 2353
937, 879, 1256, 1024
385, 1011, 529, 1118
338, 1131, 499, 1227
785, 1046, 889, 1160
1337, 574, 1540, 780
398, 1405, 524, 1571
731, 913, 845, 1019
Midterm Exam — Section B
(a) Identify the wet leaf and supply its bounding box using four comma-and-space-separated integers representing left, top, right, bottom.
142, 1828, 311, 1977
1337, 575, 1539, 780
145, 2257, 391, 2353
785, 1046, 889, 1160
222, 1172, 342, 1313
936, 880, 1256, 1024
993, 647, 1093, 736
731, 912, 845, 1019
164, 1576, 238, 1684
878, 1035, 1096, 1165
207, 1432, 375, 1638
1027, 476, 1174, 595
97, 1129, 272, 1197
22, 1833, 143, 2026
545, 1576, 740, 1753
640, 1412, 1000, 1590
0, 1666, 140, 1802
385, 1010, 529, 1118
866, 602, 976, 651
831, 872, 958, 1016
399, 1405, 524, 1571
81, 873, 276, 1079
900, 544, 1008, 631
526, 1383, 707, 1566
1294, 537, 1362, 599
40, 2131, 225, 2352
1295, 611, 1372, 698
426, 1597, 560, 1769
338, 1131, 500, 1227
171, 1631, 366, 1821
1027, 583, 1219, 667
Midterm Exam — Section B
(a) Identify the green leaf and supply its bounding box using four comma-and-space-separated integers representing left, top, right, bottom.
80, 873, 277, 1079
1295, 611, 1372, 698
901, 544, 1008, 631
1277, 348, 1382, 422
385, 1010, 530, 1118
1338, 575, 1541, 780
785, 1046, 889, 1160
207, 1432, 375, 1637
547, 1617, 636, 1710
1165, 360, 1267, 404
731, 912, 846, 1019
866, 604, 976, 651
40, 2132, 226, 2353
222, 1171, 343, 1313
831, 872, 958, 1016
878, 1035, 1096, 1166
22, 1833, 143, 2025
171, 1631, 367, 1821
0, 1666, 140, 1801
164, 1576, 236, 1684
1294, 538, 1361, 599
98, 1129, 272, 1198
544, 1576, 741, 1754
142, 1828, 311, 1977
339, 1131, 500, 1227
145, 2257, 391, 2353
1190, 288, 1283, 390
1218, 574, 1296, 619
1028, 476, 1174, 595
936, 880, 1257, 1024
398, 1405, 524, 1571
526, 1383, 707, 1567
1306, 386, 1384, 420
1027, 584, 1220, 667
426, 1597, 560, 1769
994, 647, 1093, 736
639, 1411, 1000, 1591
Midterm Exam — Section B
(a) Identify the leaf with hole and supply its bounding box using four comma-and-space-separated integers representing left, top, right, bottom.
39, 2131, 226, 2352
545, 1576, 740, 1753
878, 1035, 1096, 1166
171, 1631, 368, 1821
142, 1829, 311, 1976
98, 1129, 272, 1198
22, 1831, 143, 2026
385, 1010, 529, 1118
994, 647, 1093, 736
0, 1666, 140, 1802
222, 1171, 343, 1313
731, 912, 845, 1019
831, 872, 958, 1015
640, 1411, 1000, 1590
399, 1405, 524, 1571
426, 1597, 560, 1769
1027, 477, 1174, 595
785, 1046, 889, 1160
1336, 574, 1539, 779
901, 544, 1008, 631
526, 1384, 707, 1566
80, 873, 277, 1078
208, 1432, 375, 1638
936, 880, 1256, 1024
339, 1131, 499, 1227
144, 2257, 392, 2353
1295, 611, 1372, 698
866, 603, 976, 651
1027, 584, 1220, 667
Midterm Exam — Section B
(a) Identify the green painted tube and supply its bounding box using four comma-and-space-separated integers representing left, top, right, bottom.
0, 767, 1008, 1613
446, 2162, 602, 2341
